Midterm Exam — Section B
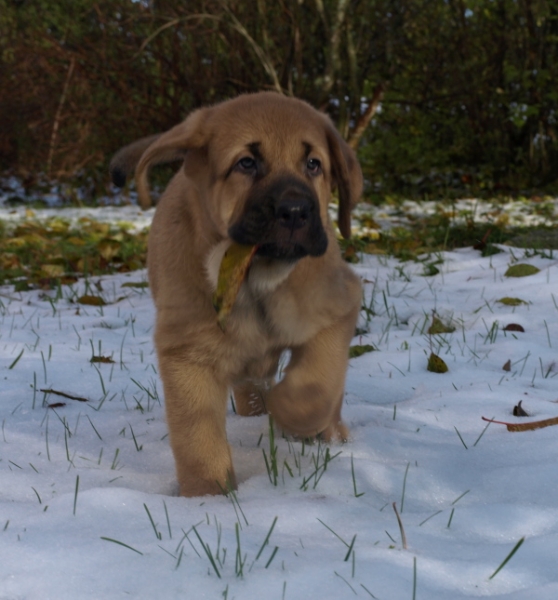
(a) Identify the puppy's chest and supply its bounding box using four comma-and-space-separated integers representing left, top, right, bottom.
226, 277, 317, 353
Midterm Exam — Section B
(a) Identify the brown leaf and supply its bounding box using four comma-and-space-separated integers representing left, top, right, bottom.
512, 400, 529, 417
482, 416, 558, 432
502, 359, 511, 371
121, 281, 149, 289
503, 323, 525, 332
90, 355, 115, 364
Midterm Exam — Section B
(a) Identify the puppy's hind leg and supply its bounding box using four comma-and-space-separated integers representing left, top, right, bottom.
160, 355, 236, 496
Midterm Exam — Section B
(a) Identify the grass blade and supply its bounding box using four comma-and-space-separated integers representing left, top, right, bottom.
100, 536, 143, 555
454, 426, 468, 449
489, 537, 525, 580
401, 462, 410, 512
192, 526, 221, 578
9, 348, 24, 369
253, 516, 278, 563
73, 475, 79, 516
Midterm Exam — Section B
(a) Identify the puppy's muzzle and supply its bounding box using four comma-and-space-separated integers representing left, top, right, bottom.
229, 177, 328, 260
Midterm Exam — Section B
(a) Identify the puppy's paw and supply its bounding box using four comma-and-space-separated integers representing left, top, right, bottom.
320, 419, 349, 443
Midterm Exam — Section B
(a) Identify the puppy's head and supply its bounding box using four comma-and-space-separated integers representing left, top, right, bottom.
114, 92, 363, 255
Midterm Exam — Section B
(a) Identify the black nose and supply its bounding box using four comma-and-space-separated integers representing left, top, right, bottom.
275, 198, 311, 230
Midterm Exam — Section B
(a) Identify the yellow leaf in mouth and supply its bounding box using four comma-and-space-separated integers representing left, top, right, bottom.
212, 243, 257, 331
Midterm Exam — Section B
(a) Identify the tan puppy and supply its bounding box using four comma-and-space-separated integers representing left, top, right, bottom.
110, 92, 363, 497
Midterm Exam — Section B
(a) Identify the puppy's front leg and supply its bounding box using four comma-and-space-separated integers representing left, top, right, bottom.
266, 306, 358, 440
159, 355, 235, 496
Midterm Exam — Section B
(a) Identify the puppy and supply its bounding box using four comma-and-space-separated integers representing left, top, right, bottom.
110, 92, 363, 496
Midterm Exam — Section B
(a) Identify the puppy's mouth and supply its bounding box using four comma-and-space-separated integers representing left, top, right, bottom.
228, 176, 328, 261
256, 241, 314, 261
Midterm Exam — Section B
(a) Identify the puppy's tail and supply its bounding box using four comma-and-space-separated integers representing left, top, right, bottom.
109, 134, 162, 189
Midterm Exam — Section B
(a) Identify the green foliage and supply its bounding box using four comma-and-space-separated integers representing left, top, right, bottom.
1, 0, 557, 195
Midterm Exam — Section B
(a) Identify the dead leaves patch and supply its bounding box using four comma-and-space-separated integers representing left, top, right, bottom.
0, 215, 147, 290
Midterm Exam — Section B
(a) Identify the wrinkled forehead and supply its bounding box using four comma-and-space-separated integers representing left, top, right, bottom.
206, 96, 329, 170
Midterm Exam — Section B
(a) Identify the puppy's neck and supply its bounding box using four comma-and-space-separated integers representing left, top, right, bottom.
248, 256, 296, 295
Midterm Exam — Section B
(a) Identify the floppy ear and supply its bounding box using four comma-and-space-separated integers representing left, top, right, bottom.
324, 123, 363, 239
109, 109, 209, 210
133, 108, 211, 209
109, 134, 162, 188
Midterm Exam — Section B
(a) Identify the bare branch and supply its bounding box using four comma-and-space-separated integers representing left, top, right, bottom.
348, 82, 387, 149
322, 0, 350, 96
46, 56, 75, 177
219, 2, 283, 94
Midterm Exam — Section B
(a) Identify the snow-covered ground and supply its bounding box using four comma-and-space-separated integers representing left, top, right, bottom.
1, 204, 558, 599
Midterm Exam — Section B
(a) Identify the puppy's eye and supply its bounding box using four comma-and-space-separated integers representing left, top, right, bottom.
236, 157, 257, 173
307, 158, 322, 175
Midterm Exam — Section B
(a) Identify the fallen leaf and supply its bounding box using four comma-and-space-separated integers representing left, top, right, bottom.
90, 355, 115, 364
427, 316, 455, 335
78, 294, 106, 306
502, 359, 511, 371
503, 323, 525, 332
121, 281, 149, 289
482, 415, 558, 432
40, 264, 65, 278
504, 264, 540, 277
513, 401, 529, 417
427, 353, 448, 373
349, 344, 376, 358
212, 243, 257, 330
497, 297, 527, 306
98, 239, 121, 261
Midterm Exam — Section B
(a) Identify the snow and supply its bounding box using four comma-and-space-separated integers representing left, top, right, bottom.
2, 205, 558, 599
